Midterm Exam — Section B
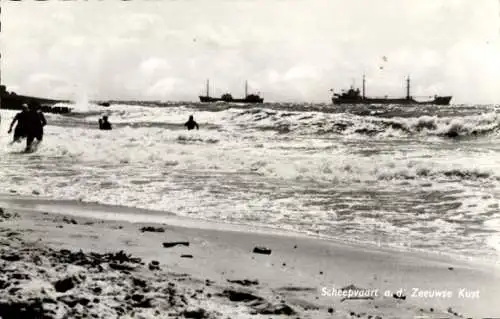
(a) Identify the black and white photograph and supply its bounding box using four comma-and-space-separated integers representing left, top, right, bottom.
0, 0, 499, 318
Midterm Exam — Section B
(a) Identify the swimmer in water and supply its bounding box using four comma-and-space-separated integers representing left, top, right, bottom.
99, 115, 112, 130
184, 115, 199, 131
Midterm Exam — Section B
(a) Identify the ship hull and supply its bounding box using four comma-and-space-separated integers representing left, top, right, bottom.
199, 96, 264, 103
332, 96, 452, 106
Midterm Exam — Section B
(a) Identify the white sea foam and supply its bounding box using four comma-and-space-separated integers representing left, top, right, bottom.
1, 103, 500, 263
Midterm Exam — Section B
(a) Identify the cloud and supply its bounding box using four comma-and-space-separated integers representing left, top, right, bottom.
28, 73, 67, 85
146, 77, 180, 99
2, 0, 500, 103
284, 65, 319, 81
25, 73, 71, 98
51, 11, 75, 25
139, 58, 171, 78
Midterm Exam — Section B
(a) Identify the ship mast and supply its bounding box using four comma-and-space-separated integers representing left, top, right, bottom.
406, 75, 411, 100
245, 80, 248, 98
362, 74, 366, 100
206, 79, 210, 98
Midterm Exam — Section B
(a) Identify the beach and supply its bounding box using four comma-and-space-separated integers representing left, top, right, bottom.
3, 1, 500, 317
1, 196, 499, 318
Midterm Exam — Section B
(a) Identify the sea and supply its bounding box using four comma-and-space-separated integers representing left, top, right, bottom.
1, 102, 500, 264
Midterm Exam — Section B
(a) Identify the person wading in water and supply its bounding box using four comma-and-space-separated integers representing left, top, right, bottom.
24, 101, 47, 152
184, 115, 199, 130
8, 104, 29, 143
98, 115, 112, 130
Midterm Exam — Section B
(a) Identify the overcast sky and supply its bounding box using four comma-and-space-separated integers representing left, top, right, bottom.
1, 0, 500, 103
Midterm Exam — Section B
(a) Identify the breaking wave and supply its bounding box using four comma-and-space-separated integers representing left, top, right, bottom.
2, 102, 500, 262
230, 107, 500, 138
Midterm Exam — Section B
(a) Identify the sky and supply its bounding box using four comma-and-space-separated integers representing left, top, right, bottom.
1, 0, 500, 104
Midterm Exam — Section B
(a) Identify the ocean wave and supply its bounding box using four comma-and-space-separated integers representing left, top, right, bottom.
229, 108, 500, 138
2, 103, 500, 262
378, 167, 494, 181
56, 100, 500, 140
176, 134, 219, 144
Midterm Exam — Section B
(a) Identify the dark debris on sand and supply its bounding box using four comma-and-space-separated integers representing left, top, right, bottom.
227, 279, 259, 286
0, 208, 19, 222
0, 236, 224, 319
252, 246, 272, 255
163, 241, 190, 248
50, 249, 143, 270
0, 230, 307, 319
220, 289, 296, 315
140, 226, 165, 233
62, 217, 78, 224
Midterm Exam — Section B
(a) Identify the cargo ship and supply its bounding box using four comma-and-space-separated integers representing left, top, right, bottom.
199, 80, 264, 103
0, 85, 72, 114
331, 75, 452, 105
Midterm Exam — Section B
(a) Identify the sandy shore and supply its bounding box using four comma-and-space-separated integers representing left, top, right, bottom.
0, 196, 499, 318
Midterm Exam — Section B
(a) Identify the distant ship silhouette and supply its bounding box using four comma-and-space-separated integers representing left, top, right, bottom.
199, 80, 263, 103
331, 75, 452, 105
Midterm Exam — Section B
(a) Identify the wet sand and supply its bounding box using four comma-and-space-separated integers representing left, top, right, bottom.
0, 197, 499, 318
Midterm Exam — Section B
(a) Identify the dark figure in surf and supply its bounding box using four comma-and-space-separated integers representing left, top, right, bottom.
184, 115, 199, 130
98, 116, 112, 130
8, 104, 29, 143
25, 101, 47, 152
